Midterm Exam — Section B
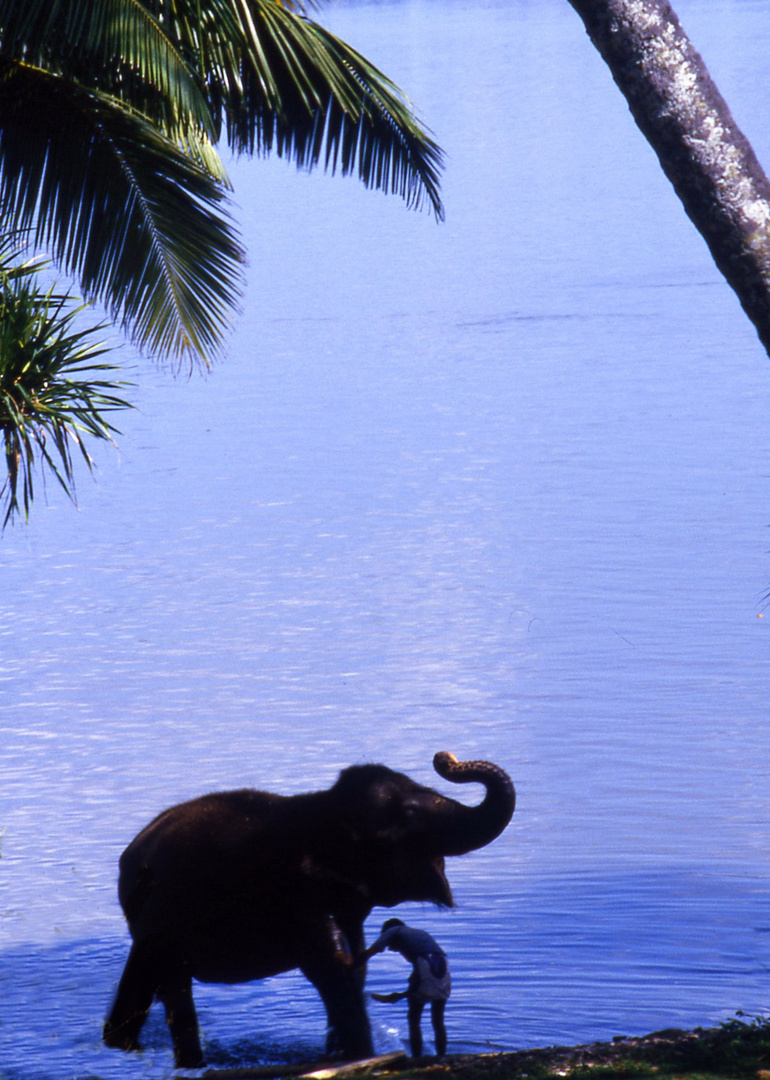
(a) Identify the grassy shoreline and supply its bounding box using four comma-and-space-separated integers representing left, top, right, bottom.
200, 1016, 770, 1080
390, 1017, 770, 1079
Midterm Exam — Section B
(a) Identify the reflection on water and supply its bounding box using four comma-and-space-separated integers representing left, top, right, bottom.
3, 0, 770, 1076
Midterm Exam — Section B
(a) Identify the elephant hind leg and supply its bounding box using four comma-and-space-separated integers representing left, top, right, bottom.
103, 940, 158, 1052
104, 937, 202, 1066
157, 970, 203, 1069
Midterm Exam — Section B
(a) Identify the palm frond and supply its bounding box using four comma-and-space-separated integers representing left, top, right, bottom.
245, 1, 444, 217
0, 0, 443, 379
0, 0, 219, 152
0, 60, 245, 367
0, 253, 133, 527
170, 0, 445, 218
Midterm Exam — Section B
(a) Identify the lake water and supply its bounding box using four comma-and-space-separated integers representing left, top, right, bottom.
3, 0, 770, 1076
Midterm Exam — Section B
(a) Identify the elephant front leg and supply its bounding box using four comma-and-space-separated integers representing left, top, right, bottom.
303, 961, 373, 1059
300, 917, 373, 1060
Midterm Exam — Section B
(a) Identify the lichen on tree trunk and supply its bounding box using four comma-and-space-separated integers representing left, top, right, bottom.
567, 0, 770, 355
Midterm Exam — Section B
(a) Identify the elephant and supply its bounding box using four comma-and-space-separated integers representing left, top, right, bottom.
103, 751, 515, 1068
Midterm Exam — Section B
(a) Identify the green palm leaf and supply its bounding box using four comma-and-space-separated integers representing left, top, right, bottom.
0, 0, 443, 374
253, 2, 444, 217
0, 250, 133, 527
0, 0, 443, 218
0, 60, 244, 366
191, 0, 445, 218
0, 0, 218, 152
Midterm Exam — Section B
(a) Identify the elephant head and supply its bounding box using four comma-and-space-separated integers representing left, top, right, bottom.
317, 751, 516, 908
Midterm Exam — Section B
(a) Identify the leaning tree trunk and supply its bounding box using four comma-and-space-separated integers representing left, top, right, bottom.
566, 0, 770, 356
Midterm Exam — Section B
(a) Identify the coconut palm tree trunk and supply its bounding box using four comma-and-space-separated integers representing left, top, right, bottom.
567, 0, 770, 355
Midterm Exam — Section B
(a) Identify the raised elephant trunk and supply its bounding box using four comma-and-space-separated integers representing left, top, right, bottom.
429, 751, 515, 857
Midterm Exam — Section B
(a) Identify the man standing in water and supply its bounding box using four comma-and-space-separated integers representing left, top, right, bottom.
359, 918, 451, 1057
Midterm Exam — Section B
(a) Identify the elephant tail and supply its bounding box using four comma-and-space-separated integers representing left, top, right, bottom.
118, 859, 154, 926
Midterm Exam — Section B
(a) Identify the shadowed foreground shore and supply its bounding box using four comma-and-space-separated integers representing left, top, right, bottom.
198, 1016, 770, 1080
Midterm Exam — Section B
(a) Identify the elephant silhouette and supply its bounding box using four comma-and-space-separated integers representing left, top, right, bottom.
103, 751, 515, 1067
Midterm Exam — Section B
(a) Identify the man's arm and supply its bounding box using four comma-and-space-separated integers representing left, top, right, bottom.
356, 938, 385, 965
